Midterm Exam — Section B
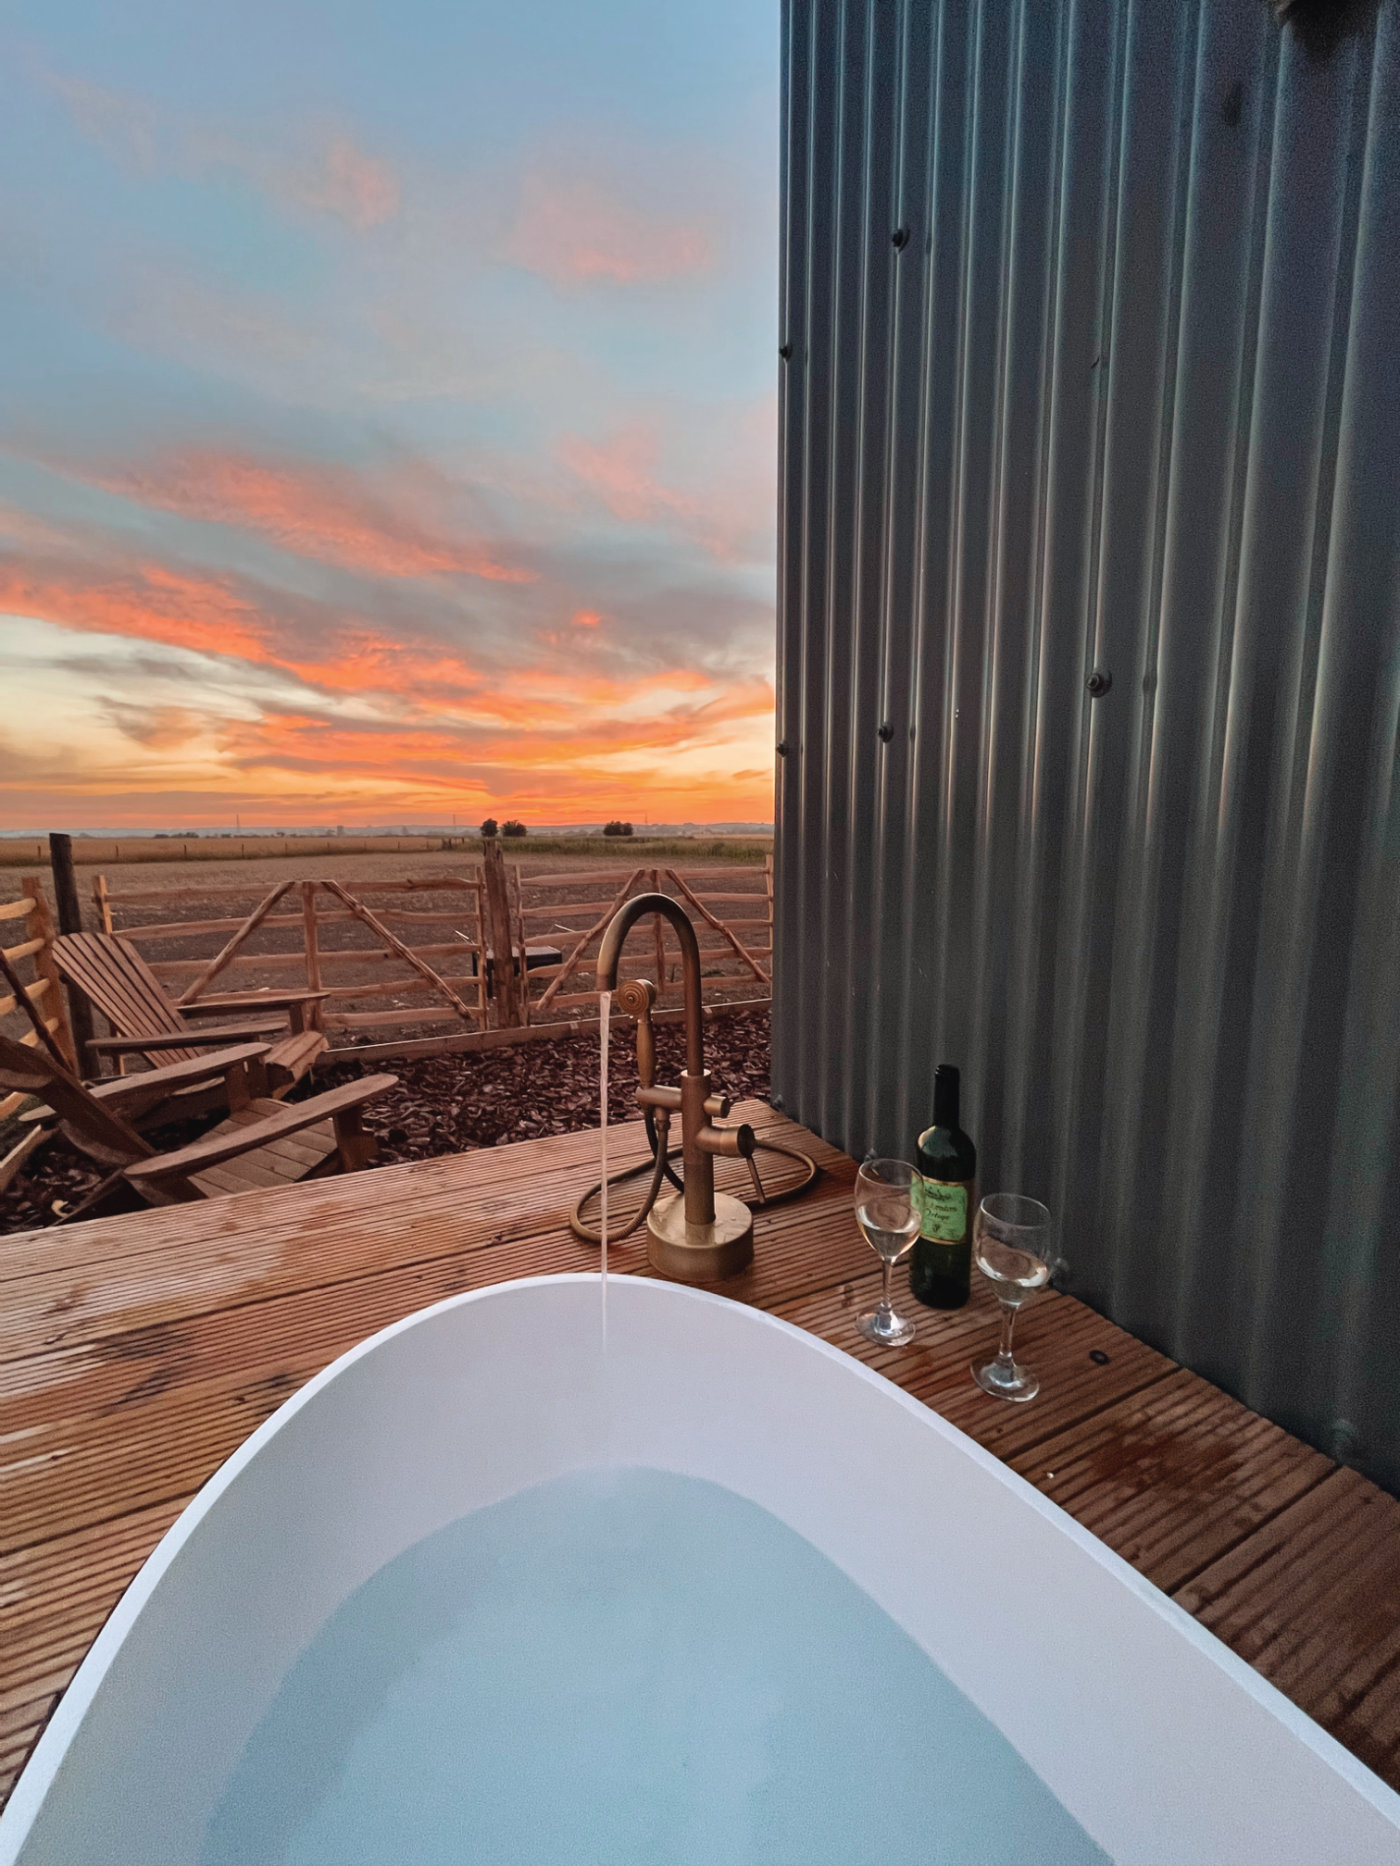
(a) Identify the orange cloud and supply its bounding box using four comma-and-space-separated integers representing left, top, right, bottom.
82, 450, 532, 584
0, 536, 770, 742
0, 482, 774, 827
1, 627, 775, 821
505, 176, 710, 287
0, 547, 459, 699
215, 672, 773, 774
0, 557, 271, 662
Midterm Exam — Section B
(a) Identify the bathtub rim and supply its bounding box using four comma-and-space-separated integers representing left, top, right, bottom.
2, 1270, 1398, 1856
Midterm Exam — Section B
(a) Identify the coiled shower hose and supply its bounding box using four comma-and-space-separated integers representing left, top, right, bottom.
568, 1105, 820, 1246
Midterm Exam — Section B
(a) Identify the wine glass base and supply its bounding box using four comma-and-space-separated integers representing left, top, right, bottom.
973, 1357, 1039, 1403
858, 1307, 916, 1348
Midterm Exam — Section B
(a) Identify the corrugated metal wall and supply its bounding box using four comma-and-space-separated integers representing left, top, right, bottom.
774, 0, 1400, 1488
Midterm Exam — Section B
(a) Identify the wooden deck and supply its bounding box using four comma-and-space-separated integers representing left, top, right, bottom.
4, 1099, 1400, 1807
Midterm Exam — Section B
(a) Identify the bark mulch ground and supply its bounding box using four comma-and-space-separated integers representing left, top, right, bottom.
0, 1008, 771, 1234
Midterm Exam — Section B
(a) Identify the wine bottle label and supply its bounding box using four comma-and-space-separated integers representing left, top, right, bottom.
914, 1177, 970, 1243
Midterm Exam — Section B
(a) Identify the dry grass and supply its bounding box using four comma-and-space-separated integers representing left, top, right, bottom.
0, 839, 770, 906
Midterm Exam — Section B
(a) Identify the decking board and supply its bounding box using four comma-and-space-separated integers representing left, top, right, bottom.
2, 1101, 1397, 1809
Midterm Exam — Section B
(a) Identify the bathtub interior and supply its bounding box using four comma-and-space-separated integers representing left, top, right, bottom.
4, 1274, 1400, 1866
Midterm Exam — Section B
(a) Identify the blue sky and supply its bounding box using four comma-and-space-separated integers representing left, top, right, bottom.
0, 0, 778, 826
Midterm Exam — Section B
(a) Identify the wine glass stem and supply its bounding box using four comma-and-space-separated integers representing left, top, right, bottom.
996, 1298, 1018, 1368
880, 1255, 895, 1317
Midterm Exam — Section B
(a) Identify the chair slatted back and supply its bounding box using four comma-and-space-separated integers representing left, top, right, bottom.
54, 932, 206, 1068
0, 1031, 151, 1169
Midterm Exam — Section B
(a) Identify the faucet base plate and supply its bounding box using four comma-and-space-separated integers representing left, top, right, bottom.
646, 1191, 754, 1282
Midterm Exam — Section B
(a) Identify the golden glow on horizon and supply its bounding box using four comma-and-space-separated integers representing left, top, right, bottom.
0, 608, 775, 829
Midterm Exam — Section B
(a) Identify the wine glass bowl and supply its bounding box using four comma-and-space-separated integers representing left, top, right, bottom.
854, 1158, 921, 1348
972, 1194, 1052, 1402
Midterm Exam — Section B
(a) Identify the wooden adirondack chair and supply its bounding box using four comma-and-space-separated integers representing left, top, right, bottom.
0, 1031, 396, 1215
53, 931, 329, 1104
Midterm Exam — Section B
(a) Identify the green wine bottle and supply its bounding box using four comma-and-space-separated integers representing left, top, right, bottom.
909, 1063, 976, 1309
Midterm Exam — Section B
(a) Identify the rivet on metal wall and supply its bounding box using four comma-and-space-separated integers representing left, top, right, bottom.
1086, 668, 1113, 698
776, 740, 790, 756
779, 343, 793, 361
877, 721, 894, 742
891, 227, 910, 250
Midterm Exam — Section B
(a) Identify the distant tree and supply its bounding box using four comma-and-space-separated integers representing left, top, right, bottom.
480, 817, 498, 837
602, 820, 634, 837
501, 819, 527, 837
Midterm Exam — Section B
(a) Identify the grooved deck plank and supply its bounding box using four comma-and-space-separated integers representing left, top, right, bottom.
1173, 1470, 1400, 1783
768, 1270, 1177, 1460
1004, 1367, 1334, 1593
1, 1102, 1398, 1811
0, 1497, 191, 1801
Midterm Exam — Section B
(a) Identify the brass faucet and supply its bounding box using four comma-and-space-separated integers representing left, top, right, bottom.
596, 891, 756, 1280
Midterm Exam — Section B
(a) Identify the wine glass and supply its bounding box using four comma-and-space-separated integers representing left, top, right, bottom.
854, 1158, 922, 1348
971, 1194, 1052, 1402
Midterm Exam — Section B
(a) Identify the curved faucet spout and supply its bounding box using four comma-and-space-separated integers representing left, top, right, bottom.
592, 888, 755, 1276
596, 891, 703, 1077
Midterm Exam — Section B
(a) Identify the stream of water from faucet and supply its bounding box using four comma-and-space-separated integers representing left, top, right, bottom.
598, 988, 610, 1350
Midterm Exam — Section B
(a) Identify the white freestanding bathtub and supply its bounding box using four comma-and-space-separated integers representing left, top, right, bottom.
2, 1274, 1398, 1865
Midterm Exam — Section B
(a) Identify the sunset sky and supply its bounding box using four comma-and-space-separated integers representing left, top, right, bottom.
0, 0, 778, 829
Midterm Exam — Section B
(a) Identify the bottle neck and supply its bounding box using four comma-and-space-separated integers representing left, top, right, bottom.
933, 1070, 960, 1130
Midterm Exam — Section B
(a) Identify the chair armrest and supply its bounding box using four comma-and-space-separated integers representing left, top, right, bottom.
184, 991, 331, 1015
89, 1044, 272, 1111
124, 1074, 398, 1185
89, 1021, 286, 1052
20, 1043, 275, 1126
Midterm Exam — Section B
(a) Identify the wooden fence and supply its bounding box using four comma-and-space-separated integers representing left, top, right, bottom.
0, 877, 76, 1181
86, 857, 772, 1063
90, 873, 491, 1041
515, 860, 772, 1021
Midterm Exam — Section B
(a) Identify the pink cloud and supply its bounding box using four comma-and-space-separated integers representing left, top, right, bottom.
48, 73, 158, 170
557, 403, 777, 565
59, 448, 533, 585
288, 134, 398, 229
191, 127, 400, 230
49, 67, 398, 232
505, 176, 710, 287
558, 425, 699, 528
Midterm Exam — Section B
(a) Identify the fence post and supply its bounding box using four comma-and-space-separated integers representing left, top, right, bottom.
301, 880, 324, 1030
481, 839, 523, 1027
21, 874, 77, 1071
92, 874, 114, 934
510, 862, 531, 1026
48, 832, 95, 1073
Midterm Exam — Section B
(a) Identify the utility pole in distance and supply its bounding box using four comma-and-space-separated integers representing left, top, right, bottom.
48, 832, 95, 1074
